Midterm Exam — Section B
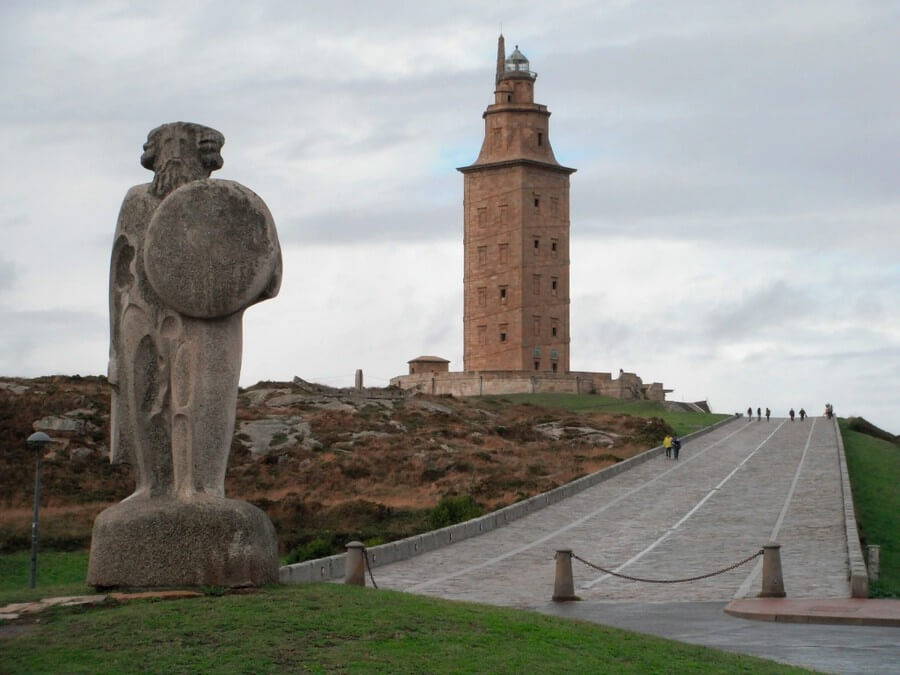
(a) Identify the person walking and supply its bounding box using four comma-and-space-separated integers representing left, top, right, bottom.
757, 407, 762, 421
672, 436, 681, 460
799, 408, 806, 421
789, 408, 795, 422
747, 407, 753, 420
663, 433, 673, 459
765, 407, 771, 422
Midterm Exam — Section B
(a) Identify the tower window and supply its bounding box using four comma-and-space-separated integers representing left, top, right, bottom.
537, 132, 543, 146
534, 198, 540, 208
551, 277, 558, 296
533, 237, 540, 254
551, 239, 558, 257
533, 274, 541, 295
534, 361, 540, 371
552, 326, 558, 337
499, 243, 509, 264
507, 94, 512, 102
477, 207, 487, 227
499, 286, 508, 303
477, 287, 486, 306
477, 246, 487, 266
499, 204, 508, 225
552, 362, 558, 372
478, 325, 487, 345
499, 323, 508, 342
533, 316, 541, 336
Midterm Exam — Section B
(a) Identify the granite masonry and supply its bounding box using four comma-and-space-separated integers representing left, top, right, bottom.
88, 122, 282, 589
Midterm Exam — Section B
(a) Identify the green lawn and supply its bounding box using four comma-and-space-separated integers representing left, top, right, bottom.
0, 550, 93, 605
840, 420, 900, 597
477, 393, 729, 437
1, 582, 806, 674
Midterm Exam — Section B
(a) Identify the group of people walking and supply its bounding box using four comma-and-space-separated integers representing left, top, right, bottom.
746, 406, 812, 421
788, 408, 808, 422
747, 406, 772, 421
663, 434, 681, 459
670, 401, 834, 461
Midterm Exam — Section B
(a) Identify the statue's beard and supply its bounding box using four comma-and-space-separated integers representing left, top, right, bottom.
150, 158, 204, 198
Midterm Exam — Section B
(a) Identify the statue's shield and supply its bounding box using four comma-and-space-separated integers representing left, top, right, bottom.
144, 179, 280, 318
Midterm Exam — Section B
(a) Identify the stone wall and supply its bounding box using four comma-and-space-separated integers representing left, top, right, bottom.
390, 369, 666, 401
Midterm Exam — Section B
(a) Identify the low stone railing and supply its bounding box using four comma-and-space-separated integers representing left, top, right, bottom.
833, 416, 869, 597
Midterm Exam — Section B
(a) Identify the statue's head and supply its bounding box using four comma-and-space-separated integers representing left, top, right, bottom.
141, 122, 225, 198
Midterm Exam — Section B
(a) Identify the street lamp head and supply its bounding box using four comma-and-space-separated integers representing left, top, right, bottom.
27, 431, 53, 448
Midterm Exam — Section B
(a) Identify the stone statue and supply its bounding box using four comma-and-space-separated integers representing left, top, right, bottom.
88, 122, 281, 589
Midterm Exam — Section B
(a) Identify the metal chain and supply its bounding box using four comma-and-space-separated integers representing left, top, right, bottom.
362, 547, 379, 589
571, 549, 763, 584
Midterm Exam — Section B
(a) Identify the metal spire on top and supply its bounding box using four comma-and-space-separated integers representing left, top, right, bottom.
496, 33, 505, 85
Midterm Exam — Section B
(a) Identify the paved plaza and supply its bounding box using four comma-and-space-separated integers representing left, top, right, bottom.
373, 416, 850, 606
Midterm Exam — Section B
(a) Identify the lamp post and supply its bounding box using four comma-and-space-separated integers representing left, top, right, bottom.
27, 431, 52, 589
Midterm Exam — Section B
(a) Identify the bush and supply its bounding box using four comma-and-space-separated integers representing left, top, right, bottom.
429, 495, 484, 529
285, 536, 338, 564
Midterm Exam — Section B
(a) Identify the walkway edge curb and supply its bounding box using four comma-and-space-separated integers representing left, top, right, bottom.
724, 598, 900, 626
834, 417, 869, 597
280, 414, 741, 584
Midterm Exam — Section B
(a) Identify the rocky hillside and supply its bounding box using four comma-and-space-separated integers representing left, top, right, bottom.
0, 376, 672, 556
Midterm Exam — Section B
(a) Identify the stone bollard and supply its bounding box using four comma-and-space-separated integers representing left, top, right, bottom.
552, 549, 580, 601
867, 545, 880, 583
345, 541, 366, 586
759, 543, 786, 598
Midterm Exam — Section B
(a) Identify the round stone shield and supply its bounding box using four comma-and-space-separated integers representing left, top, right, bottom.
144, 179, 280, 319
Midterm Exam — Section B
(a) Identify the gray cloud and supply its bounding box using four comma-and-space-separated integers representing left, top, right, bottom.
704, 281, 816, 340
0, 308, 106, 376
1, 1, 898, 430
0, 260, 17, 293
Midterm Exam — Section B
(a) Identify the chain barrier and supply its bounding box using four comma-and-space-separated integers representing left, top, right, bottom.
571, 548, 763, 584
362, 547, 379, 589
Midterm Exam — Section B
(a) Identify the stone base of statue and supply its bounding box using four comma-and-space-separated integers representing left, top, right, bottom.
87, 496, 278, 589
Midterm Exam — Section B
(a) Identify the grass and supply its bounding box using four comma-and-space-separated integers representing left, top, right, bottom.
477, 393, 729, 437
840, 419, 900, 597
0, 551, 93, 605
0, 582, 806, 674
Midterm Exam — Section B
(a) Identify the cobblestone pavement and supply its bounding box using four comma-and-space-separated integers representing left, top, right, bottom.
371, 416, 850, 608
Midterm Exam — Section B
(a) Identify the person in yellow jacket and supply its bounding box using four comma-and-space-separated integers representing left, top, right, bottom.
663, 434, 673, 459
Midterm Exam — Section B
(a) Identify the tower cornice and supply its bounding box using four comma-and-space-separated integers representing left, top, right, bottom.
483, 103, 550, 119
457, 158, 576, 175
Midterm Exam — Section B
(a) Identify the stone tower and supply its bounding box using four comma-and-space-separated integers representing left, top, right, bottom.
459, 36, 575, 373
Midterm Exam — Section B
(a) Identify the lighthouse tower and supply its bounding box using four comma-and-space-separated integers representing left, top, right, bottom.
459, 36, 575, 373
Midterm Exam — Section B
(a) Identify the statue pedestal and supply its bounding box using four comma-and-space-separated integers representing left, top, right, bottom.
87, 496, 278, 589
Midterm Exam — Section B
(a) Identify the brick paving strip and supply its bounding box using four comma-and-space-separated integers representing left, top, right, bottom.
724, 598, 900, 626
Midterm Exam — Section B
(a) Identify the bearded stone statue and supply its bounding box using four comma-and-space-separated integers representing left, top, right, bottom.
88, 122, 281, 589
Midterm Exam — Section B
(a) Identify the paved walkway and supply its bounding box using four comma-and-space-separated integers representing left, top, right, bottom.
372, 416, 851, 606
368, 416, 900, 672
541, 601, 900, 675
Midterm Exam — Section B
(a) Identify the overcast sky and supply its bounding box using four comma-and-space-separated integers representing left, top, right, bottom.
1, 1, 898, 432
